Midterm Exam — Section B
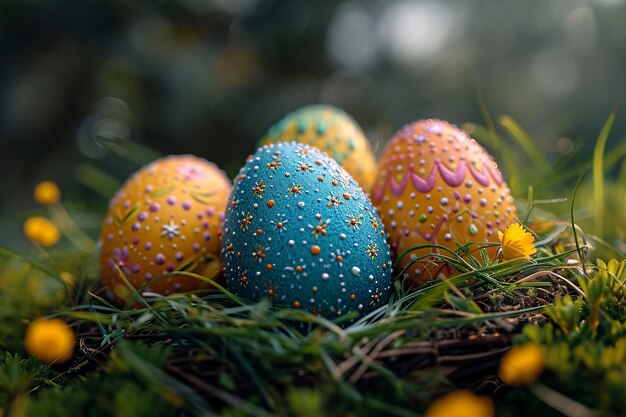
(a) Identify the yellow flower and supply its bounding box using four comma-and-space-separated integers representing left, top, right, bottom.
499, 343, 544, 386
424, 390, 494, 417
24, 318, 75, 364
498, 223, 537, 260
23, 217, 60, 246
60, 271, 76, 286
34, 181, 61, 206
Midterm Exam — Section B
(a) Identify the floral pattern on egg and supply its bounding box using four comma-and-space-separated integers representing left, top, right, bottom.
221, 142, 392, 319
372, 120, 518, 284
99, 155, 232, 300
259, 105, 377, 191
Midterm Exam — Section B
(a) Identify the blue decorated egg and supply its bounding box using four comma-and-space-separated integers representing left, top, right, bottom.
221, 142, 393, 319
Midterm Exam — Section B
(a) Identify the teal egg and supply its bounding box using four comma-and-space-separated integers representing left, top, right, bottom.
221, 142, 392, 319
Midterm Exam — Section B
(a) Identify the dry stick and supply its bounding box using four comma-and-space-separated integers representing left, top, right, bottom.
27, 337, 116, 395
358, 349, 509, 384
376, 346, 440, 359
407, 335, 511, 348
349, 334, 513, 383
335, 339, 373, 376
531, 383, 597, 417
375, 333, 513, 358
514, 268, 586, 297
430, 308, 478, 318
534, 287, 557, 298
348, 330, 405, 384
474, 269, 586, 301
336, 331, 402, 377
437, 347, 510, 364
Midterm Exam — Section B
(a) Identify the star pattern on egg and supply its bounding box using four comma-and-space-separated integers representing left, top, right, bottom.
372, 119, 518, 284
99, 155, 232, 300
161, 220, 180, 240
222, 142, 392, 319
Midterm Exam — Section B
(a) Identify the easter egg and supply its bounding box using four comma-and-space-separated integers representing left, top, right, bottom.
221, 142, 392, 319
372, 120, 518, 284
259, 105, 377, 191
99, 155, 232, 300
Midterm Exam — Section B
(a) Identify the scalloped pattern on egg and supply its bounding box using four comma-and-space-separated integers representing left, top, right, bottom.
372, 120, 518, 283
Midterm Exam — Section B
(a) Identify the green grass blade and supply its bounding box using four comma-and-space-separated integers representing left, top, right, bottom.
113, 264, 170, 325
366, 398, 421, 417
119, 346, 216, 415
619, 158, 626, 187
544, 139, 626, 187
475, 89, 501, 163
50, 205, 98, 255
599, 137, 626, 170
499, 115, 551, 173
95, 133, 163, 165
571, 169, 590, 275
0, 247, 63, 283
592, 112, 616, 234
75, 163, 122, 199
586, 234, 625, 259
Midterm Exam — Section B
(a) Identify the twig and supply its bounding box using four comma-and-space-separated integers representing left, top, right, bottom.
348, 330, 404, 384
531, 383, 597, 417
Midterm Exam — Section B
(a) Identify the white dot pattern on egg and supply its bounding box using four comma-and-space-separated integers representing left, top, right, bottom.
372, 120, 517, 284
221, 142, 392, 319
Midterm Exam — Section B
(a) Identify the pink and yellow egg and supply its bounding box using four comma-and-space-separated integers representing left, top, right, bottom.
372, 119, 517, 284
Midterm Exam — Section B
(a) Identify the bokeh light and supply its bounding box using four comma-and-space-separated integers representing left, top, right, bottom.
0, 0, 624, 219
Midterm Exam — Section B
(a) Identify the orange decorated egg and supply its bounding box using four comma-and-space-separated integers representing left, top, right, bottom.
99, 155, 232, 301
372, 120, 517, 284
259, 105, 377, 191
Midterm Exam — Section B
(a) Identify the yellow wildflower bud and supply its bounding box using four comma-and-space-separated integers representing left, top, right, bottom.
24, 318, 75, 364
499, 343, 544, 386
498, 223, 537, 261
24, 217, 60, 247
425, 390, 494, 417
60, 271, 76, 286
34, 181, 61, 206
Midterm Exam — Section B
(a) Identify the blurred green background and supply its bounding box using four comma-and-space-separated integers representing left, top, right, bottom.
0, 0, 624, 250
